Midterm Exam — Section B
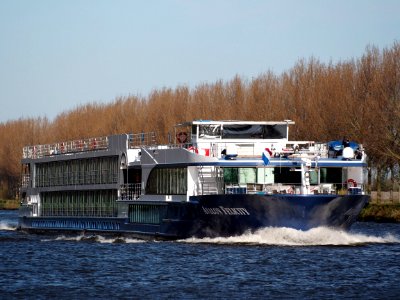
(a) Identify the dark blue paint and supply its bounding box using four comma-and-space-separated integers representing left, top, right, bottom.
19, 194, 369, 239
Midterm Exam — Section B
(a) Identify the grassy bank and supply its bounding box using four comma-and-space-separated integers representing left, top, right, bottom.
359, 203, 400, 223
0, 199, 20, 210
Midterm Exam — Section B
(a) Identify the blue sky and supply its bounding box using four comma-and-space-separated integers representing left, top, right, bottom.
0, 0, 399, 123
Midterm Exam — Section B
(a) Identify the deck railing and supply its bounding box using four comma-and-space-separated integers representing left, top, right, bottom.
21, 174, 30, 188
119, 183, 142, 200
23, 136, 109, 159
128, 132, 157, 149
171, 140, 320, 159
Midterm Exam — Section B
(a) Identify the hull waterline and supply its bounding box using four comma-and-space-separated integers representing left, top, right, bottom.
19, 194, 369, 239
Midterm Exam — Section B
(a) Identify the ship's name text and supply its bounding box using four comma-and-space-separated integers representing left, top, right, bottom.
202, 206, 250, 216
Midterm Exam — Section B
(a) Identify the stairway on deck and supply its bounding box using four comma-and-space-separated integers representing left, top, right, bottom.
198, 166, 223, 195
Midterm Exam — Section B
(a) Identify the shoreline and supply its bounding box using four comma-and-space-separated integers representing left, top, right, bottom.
358, 203, 400, 223
0, 199, 19, 210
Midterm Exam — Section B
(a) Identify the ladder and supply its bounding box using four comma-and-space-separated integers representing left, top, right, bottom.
198, 166, 224, 195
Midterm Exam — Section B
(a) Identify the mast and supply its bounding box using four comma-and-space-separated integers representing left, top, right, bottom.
301, 158, 312, 194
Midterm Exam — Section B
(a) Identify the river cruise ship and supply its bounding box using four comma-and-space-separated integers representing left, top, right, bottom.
19, 120, 369, 239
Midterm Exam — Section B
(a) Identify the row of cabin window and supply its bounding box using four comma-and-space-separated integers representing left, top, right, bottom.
35, 157, 119, 187
40, 190, 117, 217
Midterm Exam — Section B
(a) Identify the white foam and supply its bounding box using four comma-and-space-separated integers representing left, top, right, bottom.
95, 235, 144, 244
0, 221, 17, 231
43, 234, 144, 244
182, 227, 400, 246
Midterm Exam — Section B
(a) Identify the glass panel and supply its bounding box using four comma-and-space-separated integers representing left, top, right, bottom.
310, 169, 318, 185
199, 125, 221, 137
257, 167, 274, 184
273, 167, 301, 184
223, 168, 238, 184
263, 125, 287, 139
221, 124, 287, 139
40, 190, 117, 217
239, 168, 257, 184
223, 125, 263, 139
146, 167, 187, 195
320, 168, 342, 184
128, 204, 165, 224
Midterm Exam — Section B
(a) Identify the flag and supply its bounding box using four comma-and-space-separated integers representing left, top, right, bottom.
262, 148, 272, 165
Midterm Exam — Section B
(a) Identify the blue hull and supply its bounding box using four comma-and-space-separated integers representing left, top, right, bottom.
190, 194, 369, 237
18, 194, 369, 239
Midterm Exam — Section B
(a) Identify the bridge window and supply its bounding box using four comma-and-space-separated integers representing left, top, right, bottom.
222, 124, 287, 139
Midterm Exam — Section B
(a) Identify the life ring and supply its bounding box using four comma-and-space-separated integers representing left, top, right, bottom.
176, 132, 188, 144
346, 179, 357, 187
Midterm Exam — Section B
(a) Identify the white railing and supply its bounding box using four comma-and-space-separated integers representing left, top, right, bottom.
181, 140, 320, 159
23, 136, 109, 159
224, 183, 366, 195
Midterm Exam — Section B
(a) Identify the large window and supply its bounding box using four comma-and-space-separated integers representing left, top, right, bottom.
223, 125, 264, 139
222, 166, 345, 187
224, 167, 270, 185
198, 125, 221, 137
41, 190, 117, 217
128, 204, 166, 224
223, 167, 321, 185
263, 125, 287, 139
320, 168, 342, 184
273, 167, 318, 185
36, 156, 119, 187
146, 167, 187, 195
222, 124, 287, 139
223, 168, 239, 184
273, 167, 301, 185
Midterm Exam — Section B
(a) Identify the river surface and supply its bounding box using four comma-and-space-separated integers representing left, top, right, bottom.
1, 210, 400, 299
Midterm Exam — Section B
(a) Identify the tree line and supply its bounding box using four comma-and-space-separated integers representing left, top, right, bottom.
1, 42, 399, 198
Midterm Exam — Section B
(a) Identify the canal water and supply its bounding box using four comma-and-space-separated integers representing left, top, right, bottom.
1, 210, 400, 299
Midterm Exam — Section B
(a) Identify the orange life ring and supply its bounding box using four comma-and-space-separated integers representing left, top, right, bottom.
346, 179, 357, 187
176, 132, 188, 144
